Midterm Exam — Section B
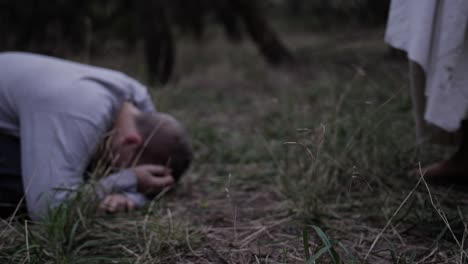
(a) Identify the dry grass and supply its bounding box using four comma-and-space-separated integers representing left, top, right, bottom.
2, 27, 468, 263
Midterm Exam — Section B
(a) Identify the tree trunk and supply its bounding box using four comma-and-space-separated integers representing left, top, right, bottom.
138, 0, 175, 84
231, 0, 294, 66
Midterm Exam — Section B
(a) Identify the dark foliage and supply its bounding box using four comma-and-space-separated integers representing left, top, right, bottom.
0, 0, 293, 84
283, 0, 390, 27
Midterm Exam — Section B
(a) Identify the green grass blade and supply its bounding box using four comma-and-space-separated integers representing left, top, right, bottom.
303, 225, 311, 261
66, 221, 81, 254
310, 225, 331, 248
310, 225, 341, 264
408, 251, 416, 264
306, 246, 331, 264
336, 241, 359, 263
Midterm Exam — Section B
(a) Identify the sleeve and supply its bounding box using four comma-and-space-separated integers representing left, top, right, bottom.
97, 169, 138, 194
95, 170, 148, 208
19, 111, 138, 220
123, 191, 149, 208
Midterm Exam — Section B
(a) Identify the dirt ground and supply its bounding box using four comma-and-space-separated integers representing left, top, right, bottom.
145, 28, 468, 263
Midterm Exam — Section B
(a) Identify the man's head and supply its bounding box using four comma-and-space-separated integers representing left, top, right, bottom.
110, 102, 193, 181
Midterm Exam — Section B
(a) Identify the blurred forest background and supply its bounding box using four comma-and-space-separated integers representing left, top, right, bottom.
0, 0, 390, 84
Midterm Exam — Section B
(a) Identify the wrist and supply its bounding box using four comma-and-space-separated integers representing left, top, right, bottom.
100, 169, 138, 193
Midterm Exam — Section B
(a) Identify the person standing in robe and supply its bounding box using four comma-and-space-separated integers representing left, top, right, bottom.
385, 0, 468, 182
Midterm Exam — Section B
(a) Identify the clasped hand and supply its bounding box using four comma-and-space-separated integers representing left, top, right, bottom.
133, 164, 175, 195
98, 164, 174, 215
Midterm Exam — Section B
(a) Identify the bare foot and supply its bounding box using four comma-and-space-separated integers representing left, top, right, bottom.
409, 160, 468, 184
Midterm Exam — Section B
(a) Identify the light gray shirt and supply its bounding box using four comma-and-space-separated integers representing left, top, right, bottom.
0, 52, 154, 220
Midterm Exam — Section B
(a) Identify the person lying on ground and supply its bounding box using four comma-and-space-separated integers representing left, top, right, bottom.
385, 0, 468, 183
0, 52, 193, 220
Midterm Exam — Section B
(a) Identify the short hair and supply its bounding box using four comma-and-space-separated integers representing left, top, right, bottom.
134, 112, 193, 181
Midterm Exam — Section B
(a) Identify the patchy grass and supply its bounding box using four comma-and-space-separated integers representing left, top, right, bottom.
2, 28, 468, 263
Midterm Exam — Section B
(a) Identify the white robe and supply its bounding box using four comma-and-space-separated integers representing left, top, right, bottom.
385, 0, 468, 142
